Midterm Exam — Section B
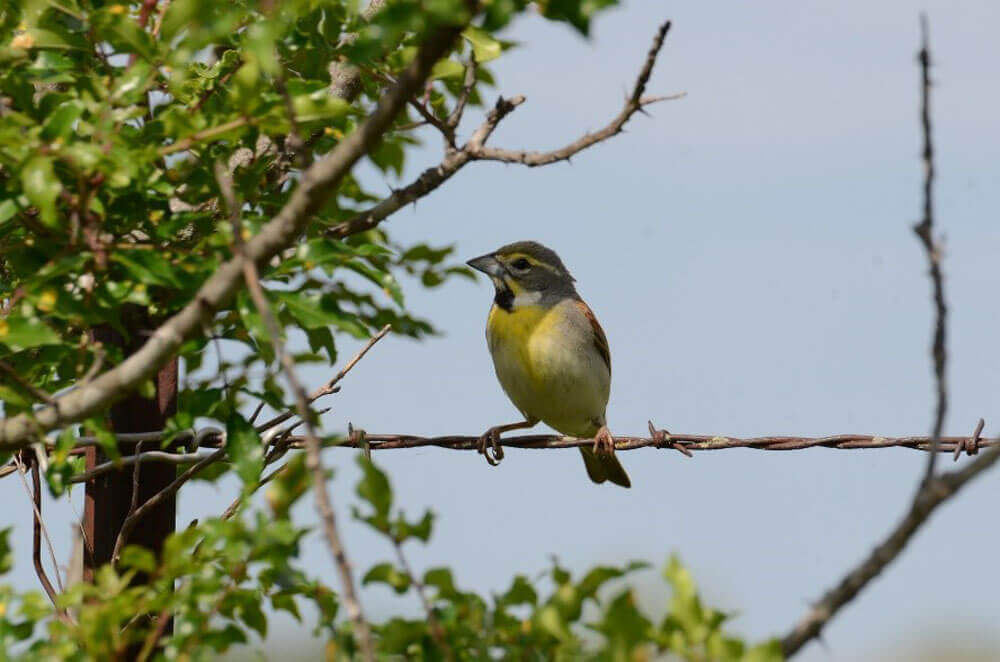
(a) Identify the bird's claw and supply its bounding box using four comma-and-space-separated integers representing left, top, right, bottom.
477, 426, 505, 466
648, 420, 692, 458
593, 425, 616, 456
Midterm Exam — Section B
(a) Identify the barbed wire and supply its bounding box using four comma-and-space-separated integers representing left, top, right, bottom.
1, 419, 989, 486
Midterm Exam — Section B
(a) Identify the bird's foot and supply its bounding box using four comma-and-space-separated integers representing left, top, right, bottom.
476, 426, 505, 466
593, 425, 616, 456
648, 420, 692, 458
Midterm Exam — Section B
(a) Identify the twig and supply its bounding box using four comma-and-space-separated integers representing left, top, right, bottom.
0, 360, 54, 404
913, 14, 947, 484
325, 19, 677, 240
158, 118, 249, 156
112, 440, 148, 564
392, 539, 453, 659
216, 162, 376, 661
446, 55, 478, 130
469, 22, 680, 166
254, 323, 391, 433
13, 454, 71, 622
781, 436, 1000, 657
112, 448, 226, 564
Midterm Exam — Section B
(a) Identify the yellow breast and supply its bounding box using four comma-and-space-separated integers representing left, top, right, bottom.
486, 303, 557, 378
485, 301, 609, 437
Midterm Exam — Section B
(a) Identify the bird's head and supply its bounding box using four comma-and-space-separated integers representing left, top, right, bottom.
466, 241, 577, 310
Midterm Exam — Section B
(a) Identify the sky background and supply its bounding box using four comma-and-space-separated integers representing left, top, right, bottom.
5, 1, 1000, 660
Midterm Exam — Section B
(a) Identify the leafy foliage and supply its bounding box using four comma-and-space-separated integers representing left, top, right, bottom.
0, 462, 780, 660
0, 0, 783, 659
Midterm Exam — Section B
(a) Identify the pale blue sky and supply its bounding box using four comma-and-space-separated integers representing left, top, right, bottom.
5, 2, 1000, 659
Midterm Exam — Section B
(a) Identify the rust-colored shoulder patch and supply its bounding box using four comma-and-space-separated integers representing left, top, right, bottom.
575, 300, 611, 375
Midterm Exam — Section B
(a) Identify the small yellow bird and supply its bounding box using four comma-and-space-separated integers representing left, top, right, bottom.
467, 241, 630, 488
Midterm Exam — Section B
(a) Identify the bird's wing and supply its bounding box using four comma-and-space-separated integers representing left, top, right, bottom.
575, 300, 611, 376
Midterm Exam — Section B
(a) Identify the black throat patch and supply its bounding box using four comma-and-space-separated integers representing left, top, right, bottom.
493, 285, 514, 312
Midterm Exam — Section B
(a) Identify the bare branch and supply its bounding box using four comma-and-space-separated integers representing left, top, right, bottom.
446, 54, 478, 130
392, 538, 453, 659
217, 158, 376, 660
780, 20, 977, 657
913, 14, 947, 483
12, 454, 71, 622
781, 438, 1000, 657
0, 17, 468, 452
255, 323, 392, 433
0, 360, 54, 404
326, 19, 676, 241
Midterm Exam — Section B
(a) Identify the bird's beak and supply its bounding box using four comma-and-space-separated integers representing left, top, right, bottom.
466, 253, 504, 278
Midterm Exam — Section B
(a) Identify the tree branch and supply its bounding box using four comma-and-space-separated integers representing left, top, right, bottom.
217, 159, 377, 662
913, 14, 947, 483
780, 19, 984, 657
326, 19, 677, 240
780, 439, 1000, 657
0, 16, 468, 452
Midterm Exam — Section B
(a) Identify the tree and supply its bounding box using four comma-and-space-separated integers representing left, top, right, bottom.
0, 1, 994, 660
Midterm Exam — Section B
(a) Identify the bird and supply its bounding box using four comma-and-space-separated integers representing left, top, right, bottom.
466, 241, 630, 487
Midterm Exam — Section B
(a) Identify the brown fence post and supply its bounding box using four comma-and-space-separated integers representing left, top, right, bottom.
83, 320, 179, 655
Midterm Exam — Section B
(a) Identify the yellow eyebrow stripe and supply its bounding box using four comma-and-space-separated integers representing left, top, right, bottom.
502, 253, 561, 275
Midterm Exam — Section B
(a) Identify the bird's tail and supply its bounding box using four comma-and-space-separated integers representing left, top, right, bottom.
578, 447, 631, 488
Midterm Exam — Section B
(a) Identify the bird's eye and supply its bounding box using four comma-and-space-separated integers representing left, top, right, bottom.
511, 258, 531, 271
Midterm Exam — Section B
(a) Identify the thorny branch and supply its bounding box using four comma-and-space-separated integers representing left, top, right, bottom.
913, 14, 947, 483
780, 18, 985, 657
217, 159, 377, 662
781, 439, 1000, 657
326, 20, 678, 240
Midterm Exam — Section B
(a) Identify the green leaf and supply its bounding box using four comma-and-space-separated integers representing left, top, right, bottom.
0, 528, 12, 574
498, 575, 537, 607
393, 510, 434, 543
265, 453, 309, 519
354, 455, 392, 532
362, 562, 412, 594
20, 156, 61, 226
119, 546, 157, 574
462, 26, 503, 63
0, 314, 60, 351
538, 0, 619, 35
274, 291, 346, 330
112, 250, 184, 288
743, 639, 785, 662
430, 58, 465, 80
40, 100, 83, 141
226, 415, 264, 484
